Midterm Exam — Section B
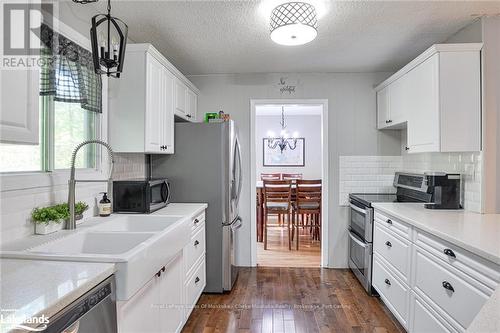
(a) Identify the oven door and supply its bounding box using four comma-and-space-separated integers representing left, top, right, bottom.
349, 201, 373, 242
348, 230, 373, 293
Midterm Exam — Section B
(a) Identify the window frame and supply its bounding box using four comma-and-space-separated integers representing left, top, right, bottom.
0, 16, 110, 192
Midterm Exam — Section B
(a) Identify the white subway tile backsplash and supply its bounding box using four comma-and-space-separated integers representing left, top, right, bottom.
338, 156, 401, 206
339, 152, 483, 213
0, 153, 146, 244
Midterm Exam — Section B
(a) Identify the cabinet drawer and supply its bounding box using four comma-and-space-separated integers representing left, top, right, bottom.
374, 211, 411, 240
185, 258, 205, 309
373, 224, 411, 282
191, 212, 205, 234
185, 224, 205, 276
410, 292, 457, 333
373, 255, 409, 328
416, 230, 500, 290
413, 248, 490, 329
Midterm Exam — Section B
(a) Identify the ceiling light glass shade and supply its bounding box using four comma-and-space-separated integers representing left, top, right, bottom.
270, 2, 318, 46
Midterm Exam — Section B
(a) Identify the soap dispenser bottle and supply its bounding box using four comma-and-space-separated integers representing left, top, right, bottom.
98, 192, 112, 217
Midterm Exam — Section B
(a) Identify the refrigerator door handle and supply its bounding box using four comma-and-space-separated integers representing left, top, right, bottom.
231, 216, 243, 230
235, 136, 243, 206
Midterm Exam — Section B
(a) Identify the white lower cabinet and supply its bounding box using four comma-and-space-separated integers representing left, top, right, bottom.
183, 212, 207, 320
373, 209, 500, 333
409, 291, 457, 333
117, 210, 207, 333
117, 253, 184, 333
373, 254, 409, 328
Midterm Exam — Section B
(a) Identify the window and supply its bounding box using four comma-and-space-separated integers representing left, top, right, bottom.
0, 24, 102, 174
0, 98, 98, 173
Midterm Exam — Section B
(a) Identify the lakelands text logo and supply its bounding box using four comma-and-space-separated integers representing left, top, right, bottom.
0, 309, 50, 331
1, 1, 54, 68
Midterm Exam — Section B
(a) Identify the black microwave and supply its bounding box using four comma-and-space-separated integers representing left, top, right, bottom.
113, 178, 170, 213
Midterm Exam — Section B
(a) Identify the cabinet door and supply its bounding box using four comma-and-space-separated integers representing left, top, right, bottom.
159, 254, 184, 333
376, 87, 390, 129
388, 74, 411, 127
145, 55, 163, 153
117, 277, 160, 333
175, 79, 187, 115
0, 69, 39, 144
407, 54, 440, 153
186, 89, 197, 122
410, 292, 454, 333
161, 70, 175, 153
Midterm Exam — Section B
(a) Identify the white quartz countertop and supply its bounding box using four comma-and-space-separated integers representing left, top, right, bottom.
0, 259, 115, 333
467, 285, 500, 332
372, 203, 500, 265
153, 203, 208, 218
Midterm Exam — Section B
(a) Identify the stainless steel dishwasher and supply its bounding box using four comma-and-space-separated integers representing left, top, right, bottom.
43, 275, 117, 333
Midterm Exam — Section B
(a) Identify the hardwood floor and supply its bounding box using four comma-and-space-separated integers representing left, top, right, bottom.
257, 226, 321, 268
182, 267, 405, 333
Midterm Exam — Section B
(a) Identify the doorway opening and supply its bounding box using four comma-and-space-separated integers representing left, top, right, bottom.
250, 99, 329, 268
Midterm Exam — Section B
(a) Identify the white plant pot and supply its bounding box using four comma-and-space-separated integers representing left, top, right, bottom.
35, 220, 64, 235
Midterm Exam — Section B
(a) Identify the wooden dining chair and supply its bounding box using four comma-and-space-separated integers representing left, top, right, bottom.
292, 179, 322, 250
260, 173, 282, 180
263, 180, 293, 250
281, 173, 303, 181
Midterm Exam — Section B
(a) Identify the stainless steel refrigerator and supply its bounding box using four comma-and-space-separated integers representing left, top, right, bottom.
151, 120, 242, 293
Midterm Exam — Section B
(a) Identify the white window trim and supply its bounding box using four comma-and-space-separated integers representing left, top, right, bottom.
0, 14, 110, 192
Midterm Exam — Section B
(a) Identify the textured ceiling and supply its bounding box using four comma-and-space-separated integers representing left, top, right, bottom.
86, 1, 500, 75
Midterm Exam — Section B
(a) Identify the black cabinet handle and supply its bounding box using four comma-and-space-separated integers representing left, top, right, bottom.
195, 277, 200, 284
194, 218, 199, 224
384, 278, 391, 286
443, 248, 456, 258
385, 120, 393, 124
186, 114, 192, 118
194, 240, 200, 246
161, 266, 165, 272
156, 270, 161, 277
385, 241, 392, 248
442, 281, 454, 292
405, 147, 410, 151
386, 219, 392, 225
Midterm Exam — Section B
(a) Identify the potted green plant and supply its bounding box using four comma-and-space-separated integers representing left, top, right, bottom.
31, 205, 68, 235
31, 201, 89, 234
74, 201, 89, 223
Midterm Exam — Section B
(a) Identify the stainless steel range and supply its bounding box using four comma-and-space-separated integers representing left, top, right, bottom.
347, 172, 434, 295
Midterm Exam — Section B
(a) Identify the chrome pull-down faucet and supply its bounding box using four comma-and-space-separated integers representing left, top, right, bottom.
67, 139, 115, 230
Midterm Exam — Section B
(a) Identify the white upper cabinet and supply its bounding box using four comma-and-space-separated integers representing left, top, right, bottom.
175, 79, 198, 122
375, 43, 482, 153
0, 69, 39, 145
109, 44, 198, 153
174, 80, 188, 116
186, 89, 197, 121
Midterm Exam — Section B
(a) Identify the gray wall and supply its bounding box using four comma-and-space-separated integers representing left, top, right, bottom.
481, 18, 500, 213
445, 17, 500, 213
188, 73, 401, 267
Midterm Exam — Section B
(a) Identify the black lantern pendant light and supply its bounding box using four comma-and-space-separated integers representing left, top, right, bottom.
89, 0, 128, 78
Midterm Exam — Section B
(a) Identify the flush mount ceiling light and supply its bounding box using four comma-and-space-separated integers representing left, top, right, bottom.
270, 2, 318, 46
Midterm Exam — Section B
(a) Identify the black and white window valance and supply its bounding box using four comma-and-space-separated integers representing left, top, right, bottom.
39, 23, 102, 113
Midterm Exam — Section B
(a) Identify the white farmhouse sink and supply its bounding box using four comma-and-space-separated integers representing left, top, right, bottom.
27, 231, 154, 255
0, 214, 191, 301
91, 215, 184, 232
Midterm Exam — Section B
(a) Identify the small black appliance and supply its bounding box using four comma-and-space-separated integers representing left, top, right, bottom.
113, 178, 170, 213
